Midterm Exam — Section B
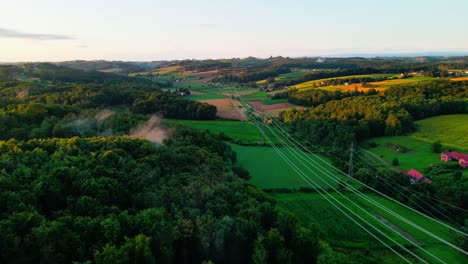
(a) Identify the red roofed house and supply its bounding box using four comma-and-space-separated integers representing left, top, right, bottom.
407, 169, 432, 184
441, 152, 468, 168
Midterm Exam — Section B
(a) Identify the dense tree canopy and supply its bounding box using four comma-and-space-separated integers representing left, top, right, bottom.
0, 129, 322, 263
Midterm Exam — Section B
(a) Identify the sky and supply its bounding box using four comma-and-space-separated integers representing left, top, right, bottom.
1, 0, 468, 62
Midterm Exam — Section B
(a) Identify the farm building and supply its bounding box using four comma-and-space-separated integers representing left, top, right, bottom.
441, 152, 468, 168
407, 169, 432, 184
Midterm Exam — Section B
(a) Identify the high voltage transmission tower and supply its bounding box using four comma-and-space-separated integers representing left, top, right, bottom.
348, 141, 354, 177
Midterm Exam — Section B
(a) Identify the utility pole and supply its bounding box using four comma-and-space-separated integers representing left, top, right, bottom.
348, 141, 354, 177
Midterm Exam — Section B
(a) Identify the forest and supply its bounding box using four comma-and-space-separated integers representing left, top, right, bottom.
0, 129, 324, 263
0, 64, 360, 263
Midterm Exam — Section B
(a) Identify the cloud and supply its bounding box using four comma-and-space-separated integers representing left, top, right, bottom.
0, 28, 71, 40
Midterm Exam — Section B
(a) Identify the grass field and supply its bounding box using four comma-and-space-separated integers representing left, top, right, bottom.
230, 144, 342, 189
411, 115, 468, 150
272, 192, 467, 263
186, 93, 227, 100
174, 82, 221, 92
368, 76, 435, 88
362, 136, 440, 172
165, 119, 282, 145
260, 98, 289, 105
362, 115, 468, 171
257, 70, 311, 85
241, 91, 271, 101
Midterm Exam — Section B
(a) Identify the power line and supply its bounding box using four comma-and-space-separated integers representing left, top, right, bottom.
223, 84, 468, 262
226, 86, 437, 262
276, 119, 468, 236
234, 101, 420, 263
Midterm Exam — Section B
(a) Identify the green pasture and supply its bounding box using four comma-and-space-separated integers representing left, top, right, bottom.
273, 192, 466, 263
230, 144, 343, 189
362, 136, 440, 172
362, 115, 468, 171
165, 119, 280, 145
257, 70, 312, 84
241, 91, 271, 101
186, 93, 226, 100
411, 115, 468, 151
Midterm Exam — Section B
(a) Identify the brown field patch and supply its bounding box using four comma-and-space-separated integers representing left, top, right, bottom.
199, 98, 244, 120
250, 101, 293, 111
250, 101, 305, 116
265, 107, 305, 116
184, 70, 220, 83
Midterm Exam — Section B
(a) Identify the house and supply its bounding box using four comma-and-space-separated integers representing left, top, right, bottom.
441, 152, 468, 168
407, 169, 432, 184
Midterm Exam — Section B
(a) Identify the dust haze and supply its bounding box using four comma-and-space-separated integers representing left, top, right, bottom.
129, 115, 170, 144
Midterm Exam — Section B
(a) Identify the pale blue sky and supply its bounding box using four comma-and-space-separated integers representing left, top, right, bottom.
1, 0, 467, 61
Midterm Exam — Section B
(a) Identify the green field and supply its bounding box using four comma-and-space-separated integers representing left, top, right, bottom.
167, 115, 468, 263
362, 136, 441, 172
174, 82, 220, 92
369, 76, 436, 88
257, 70, 311, 84
165, 119, 281, 145
186, 93, 227, 100
272, 193, 466, 263
241, 91, 271, 101
230, 144, 343, 189
362, 115, 468, 171
175, 82, 257, 94
260, 98, 288, 105
412, 115, 468, 150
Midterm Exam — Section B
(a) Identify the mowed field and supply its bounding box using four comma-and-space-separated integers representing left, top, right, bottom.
362, 115, 468, 171
230, 144, 343, 189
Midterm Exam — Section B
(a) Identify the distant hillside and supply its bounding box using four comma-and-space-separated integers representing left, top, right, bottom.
56, 60, 145, 74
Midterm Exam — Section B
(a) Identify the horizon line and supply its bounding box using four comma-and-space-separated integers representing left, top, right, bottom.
2, 51, 468, 63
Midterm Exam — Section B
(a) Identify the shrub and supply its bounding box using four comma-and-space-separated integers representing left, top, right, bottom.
431, 141, 442, 153
232, 165, 251, 180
